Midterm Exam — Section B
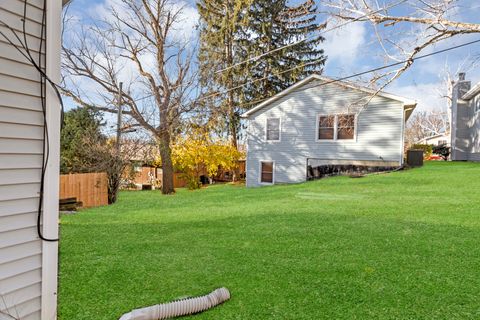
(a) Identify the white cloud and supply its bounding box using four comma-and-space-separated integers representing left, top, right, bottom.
90, 0, 199, 43
65, 0, 199, 96
387, 47, 480, 113
322, 22, 366, 68
388, 82, 447, 112
168, 2, 199, 43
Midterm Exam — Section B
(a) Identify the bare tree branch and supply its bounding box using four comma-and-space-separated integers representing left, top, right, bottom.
62, 0, 198, 194
322, 0, 480, 88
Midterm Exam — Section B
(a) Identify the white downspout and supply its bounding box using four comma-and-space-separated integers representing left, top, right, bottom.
41, 0, 62, 319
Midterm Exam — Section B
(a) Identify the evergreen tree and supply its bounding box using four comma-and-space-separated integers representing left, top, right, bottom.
197, 0, 326, 145
242, 0, 326, 103
197, 0, 252, 149
60, 107, 105, 174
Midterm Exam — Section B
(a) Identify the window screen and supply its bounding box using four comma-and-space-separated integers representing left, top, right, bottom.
266, 118, 280, 141
337, 114, 355, 140
261, 161, 273, 183
318, 115, 335, 139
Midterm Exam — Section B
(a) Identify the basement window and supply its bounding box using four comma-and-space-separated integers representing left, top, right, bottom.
266, 118, 280, 141
260, 161, 274, 184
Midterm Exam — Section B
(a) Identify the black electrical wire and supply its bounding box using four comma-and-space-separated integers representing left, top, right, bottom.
2, 1, 479, 244
134, 38, 480, 106
35, 0, 59, 242
0, 0, 64, 241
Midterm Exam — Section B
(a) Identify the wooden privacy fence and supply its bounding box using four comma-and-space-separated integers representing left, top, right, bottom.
60, 172, 108, 208
173, 173, 187, 188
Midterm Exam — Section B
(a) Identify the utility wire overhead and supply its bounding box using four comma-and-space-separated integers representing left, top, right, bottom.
213, 0, 408, 75
232, 38, 480, 111
133, 38, 480, 112
134, 0, 408, 103
205, 38, 480, 108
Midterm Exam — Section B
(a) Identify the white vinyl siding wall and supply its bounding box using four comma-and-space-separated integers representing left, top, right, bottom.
451, 83, 480, 161
0, 1, 46, 319
466, 92, 480, 161
246, 79, 405, 187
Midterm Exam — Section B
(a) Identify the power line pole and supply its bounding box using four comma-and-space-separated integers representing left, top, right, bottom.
116, 82, 123, 152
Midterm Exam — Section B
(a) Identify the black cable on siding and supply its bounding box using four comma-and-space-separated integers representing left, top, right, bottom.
0, 0, 64, 241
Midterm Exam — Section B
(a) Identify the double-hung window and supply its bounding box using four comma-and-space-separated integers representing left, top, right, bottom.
337, 114, 355, 140
318, 114, 356, 141
266, 118, 280, 141
318, 115, 335, 140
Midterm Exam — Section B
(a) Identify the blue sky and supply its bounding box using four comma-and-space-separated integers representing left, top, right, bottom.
65, 0, 480, 113
318, 0, 480, 112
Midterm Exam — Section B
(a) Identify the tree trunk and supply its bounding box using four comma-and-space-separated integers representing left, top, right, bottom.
107, 156, 124, 204
228, 103, 238, 182
159, 132, 175, 194
226, 2, 237, 181
228, 92, 237, 150
225, 1, 237, 151
107, 175, 120, 204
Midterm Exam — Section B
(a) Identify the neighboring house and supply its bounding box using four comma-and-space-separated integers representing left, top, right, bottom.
242, 74, 417, 187
129, 163, 160, 188
417, 133, 450, 146
121, 141, 160, 189
450, 73, 480, 161
1, 1, 64, 319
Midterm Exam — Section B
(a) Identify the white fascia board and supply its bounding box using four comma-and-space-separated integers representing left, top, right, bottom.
241, 74, 417, 118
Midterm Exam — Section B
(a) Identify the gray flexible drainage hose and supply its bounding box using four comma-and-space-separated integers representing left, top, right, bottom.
118, 287, 231, 320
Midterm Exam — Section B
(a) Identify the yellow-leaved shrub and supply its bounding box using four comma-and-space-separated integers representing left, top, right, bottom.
171, 132, 242, 189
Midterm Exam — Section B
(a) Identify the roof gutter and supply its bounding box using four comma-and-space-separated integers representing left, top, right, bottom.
462, 82, 480, 100
403, 104, 416, 122
241, 74, 417, 118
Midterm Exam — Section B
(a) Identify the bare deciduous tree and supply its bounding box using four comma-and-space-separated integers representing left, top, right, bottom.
62, 0, 198, 194
437, 55, 480, 129
405, 110, 449, 145
322, 0, 480, 90
86, 136, 148, 204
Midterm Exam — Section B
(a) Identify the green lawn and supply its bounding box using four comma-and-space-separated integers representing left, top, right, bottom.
58, 162, 480, 319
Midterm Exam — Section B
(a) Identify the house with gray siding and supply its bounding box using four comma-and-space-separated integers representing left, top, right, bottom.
242, 74, 417, 187
1, 0, 64, 319
450, 73, 480, 161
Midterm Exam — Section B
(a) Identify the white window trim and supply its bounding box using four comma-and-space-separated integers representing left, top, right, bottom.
259, 160, 275, 185
316, 114, 336, 142
316, 113, 357, 142
265, 117, 281, 142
